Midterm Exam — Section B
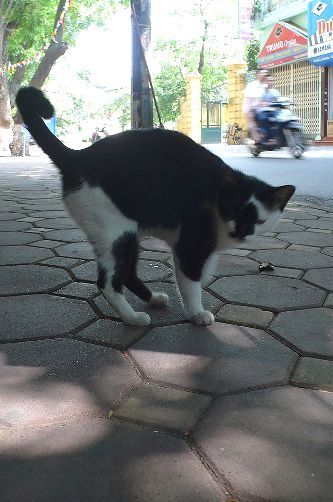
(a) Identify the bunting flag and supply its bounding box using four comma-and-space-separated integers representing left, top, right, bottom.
0, 0, 74, 77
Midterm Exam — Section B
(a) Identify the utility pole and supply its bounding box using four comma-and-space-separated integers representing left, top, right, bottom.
131, 0, 153, 129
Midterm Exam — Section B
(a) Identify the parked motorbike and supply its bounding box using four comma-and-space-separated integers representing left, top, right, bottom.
248, 98, 306, 159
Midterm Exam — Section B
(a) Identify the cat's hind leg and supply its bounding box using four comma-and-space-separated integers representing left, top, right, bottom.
113, 232, 169, 308
95, 233, 148, 326
96, 232, 168, 326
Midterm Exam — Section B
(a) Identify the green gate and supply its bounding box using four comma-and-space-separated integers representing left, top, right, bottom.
201, 100, 222, 144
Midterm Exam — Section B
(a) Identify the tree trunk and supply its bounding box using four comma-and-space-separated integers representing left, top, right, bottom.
0, 18, 13, 155
11, 0, 69, 155
131, 0, 153, 129
10, 123, 27, 157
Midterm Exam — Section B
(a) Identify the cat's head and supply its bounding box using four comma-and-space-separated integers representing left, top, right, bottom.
219, 175, 295, 242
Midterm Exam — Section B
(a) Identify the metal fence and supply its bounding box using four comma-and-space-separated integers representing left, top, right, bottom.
270, 61, 321, 139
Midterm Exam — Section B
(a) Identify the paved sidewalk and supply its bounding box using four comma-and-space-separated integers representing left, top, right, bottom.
0, 157, 332, 502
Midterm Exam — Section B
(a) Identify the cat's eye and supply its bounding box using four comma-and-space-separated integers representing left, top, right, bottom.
257, 219, 266, 225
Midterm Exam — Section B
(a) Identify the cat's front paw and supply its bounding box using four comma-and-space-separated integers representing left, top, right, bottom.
190, 310, 215, 326
126, 312, 151, 327
149, 292, 169, 307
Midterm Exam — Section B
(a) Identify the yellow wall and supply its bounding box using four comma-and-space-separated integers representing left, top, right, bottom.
176, 66, 248, 144
224, 63, 248, 135
176, 73, 202, 144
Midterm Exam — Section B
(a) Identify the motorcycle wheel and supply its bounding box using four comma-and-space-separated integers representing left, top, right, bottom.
290, 145, 303, 159
249, 145, 260, 157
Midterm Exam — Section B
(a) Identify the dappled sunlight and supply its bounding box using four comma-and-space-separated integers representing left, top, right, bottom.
129, 322, 295, 396
0, 351, 105, 448
213, 428, 310, 496
194, 386, 333, 500
0, 418, 110, 457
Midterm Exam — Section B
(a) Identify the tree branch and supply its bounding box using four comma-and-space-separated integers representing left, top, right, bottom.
198, 19, 208, 75
28, 40, 68, 89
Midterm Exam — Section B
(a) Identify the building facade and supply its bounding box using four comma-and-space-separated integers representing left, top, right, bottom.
256, 0, 328, 140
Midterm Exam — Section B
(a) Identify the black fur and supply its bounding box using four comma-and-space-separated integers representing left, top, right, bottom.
97, 265, 107, 289
112, 232, 152, 301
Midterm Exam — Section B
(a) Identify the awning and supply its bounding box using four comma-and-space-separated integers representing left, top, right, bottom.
258, 22, 308, 69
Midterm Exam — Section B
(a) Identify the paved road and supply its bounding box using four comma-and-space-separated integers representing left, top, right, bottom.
208, 145, 333, 207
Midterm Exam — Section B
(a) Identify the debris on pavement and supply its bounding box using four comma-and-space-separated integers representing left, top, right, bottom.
258, 261, 275, 272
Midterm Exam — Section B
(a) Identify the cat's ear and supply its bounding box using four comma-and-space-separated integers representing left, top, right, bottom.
268, 185, 295, 210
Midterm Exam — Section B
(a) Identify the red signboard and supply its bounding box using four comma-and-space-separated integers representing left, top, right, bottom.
258, 22, 308, 69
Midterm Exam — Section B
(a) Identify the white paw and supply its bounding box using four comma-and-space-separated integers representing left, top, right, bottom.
149, 292, 169, 307
126, 312, 151, 327
191, 310, 215, 326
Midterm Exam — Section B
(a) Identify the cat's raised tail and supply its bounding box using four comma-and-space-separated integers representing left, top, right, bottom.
16, 86, 70, 167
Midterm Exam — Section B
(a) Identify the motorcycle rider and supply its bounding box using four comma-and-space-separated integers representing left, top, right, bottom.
255, 75, 281, 144
243, 68, 270, 143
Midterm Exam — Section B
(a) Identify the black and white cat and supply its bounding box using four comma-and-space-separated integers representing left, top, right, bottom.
16, 87, 295, 327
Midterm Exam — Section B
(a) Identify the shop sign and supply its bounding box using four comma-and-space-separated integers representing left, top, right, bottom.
258, 22, 308, 69
308, 1, 333, 66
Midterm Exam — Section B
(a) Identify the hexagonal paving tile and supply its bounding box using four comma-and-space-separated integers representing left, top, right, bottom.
0, 221, 32, 231
325, 293, 333, 307
0, 245, 53, 265
214, 254, 258, 277
93, 282, 222, 326
274, 221, 305, 232
237, 236, 288, 250
113, 382, 212, 433
216, 304, 274, 328
0, 211, 25, 220
303, 268, 333, 291
278, 231, 333, 247
139, 250, 172, 262
22, 203, 63, 212
0, 294, 96, 342
284, 209, 319, 220
0, 339, 141, 426
29, 239, 64, 249
296, 217, 333, 231
250, 249, 333, 269
137, 260, 172, 282
194, 387, 333, 502
209, 275, 326, 311
55, 282, 99, 299
72, 261, 97, 282
271, 308, 333, 357
27, 210, 67, 218
0, 265, 71, 295
139, 237, 171, 252
41, 256, 83, 268
291, 357, 333, 391
44, 229, 87, 242
56, 242, 95, 260
0, 419, 225, 502
76, 319, 148, 350
0, 231, 39, 245
129, 323, 297, 395
17, 191, 58, 200
37, 218, 77, 229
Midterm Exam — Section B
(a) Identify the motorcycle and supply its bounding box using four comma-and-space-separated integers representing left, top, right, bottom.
248, 98, 306, 159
